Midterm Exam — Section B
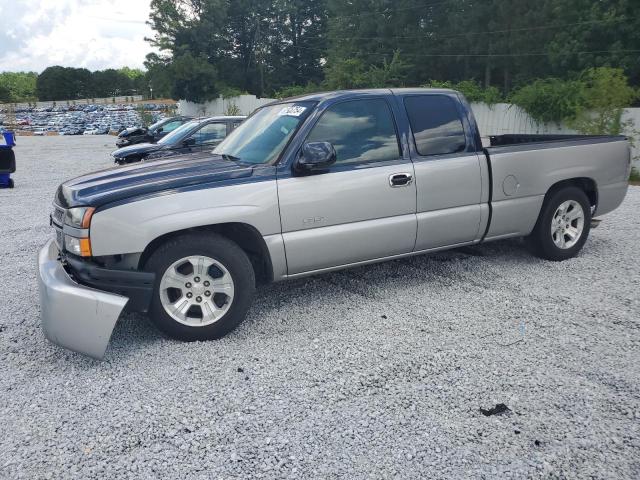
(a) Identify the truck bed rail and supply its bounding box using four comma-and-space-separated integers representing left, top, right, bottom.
488, 134, 622, 147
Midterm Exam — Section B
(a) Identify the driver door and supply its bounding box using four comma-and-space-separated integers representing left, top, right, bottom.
277, 98, 417, 275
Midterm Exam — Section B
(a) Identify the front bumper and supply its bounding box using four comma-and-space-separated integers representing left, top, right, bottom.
37, 240, 128, 359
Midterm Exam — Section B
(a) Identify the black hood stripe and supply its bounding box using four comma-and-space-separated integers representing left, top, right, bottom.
55, 154, 266, 209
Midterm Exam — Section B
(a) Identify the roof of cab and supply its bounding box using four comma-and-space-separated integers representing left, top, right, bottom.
191, 115, 247, 122
276, 87, 459, 104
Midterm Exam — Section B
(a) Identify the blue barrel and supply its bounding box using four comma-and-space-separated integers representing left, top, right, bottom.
0, 130, 15, 187
0, 130, 16, 148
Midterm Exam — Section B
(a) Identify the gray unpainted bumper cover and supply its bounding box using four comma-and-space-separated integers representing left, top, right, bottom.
37, 240, 129, 359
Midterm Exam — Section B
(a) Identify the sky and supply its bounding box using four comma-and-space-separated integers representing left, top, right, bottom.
0, 0, 155, 73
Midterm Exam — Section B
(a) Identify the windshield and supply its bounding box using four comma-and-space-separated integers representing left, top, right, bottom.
213, 102, 315, 164
157, 120, 198, 145
148, 118, 167, 133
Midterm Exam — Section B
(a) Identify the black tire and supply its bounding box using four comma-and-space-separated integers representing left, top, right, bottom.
144, 233, 255, 341
526, 186, 592, 261
8, 179, 14, 188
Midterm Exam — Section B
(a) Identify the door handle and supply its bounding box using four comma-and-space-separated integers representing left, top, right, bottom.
389, 172, 413, 187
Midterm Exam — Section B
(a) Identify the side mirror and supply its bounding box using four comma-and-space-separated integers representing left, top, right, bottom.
183, 137, 196, 147
295, 142, 336, 174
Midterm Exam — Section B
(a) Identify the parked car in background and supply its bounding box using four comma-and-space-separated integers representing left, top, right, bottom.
11, 103, 170, 137
112, 116, 246, 165
116, 116, 193, 148
39, 88, 631, 358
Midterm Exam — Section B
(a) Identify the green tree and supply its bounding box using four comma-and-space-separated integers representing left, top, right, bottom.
571, 67, 638, 135
92, 69, 130, 97
0, 72, 38, 102
545, 0, 640, 85
144, 53, 173, 99
147, 0, 328, 98
143, 0, 640, 99
37, 66, 92, 100
170, 53, 220, 103
0, 83, 10, 103
509, 77, 585, 123
324, 51, 409, 89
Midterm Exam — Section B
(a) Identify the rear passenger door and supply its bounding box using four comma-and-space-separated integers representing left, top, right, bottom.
402, 94, 484, 251
278, 97, 417, 275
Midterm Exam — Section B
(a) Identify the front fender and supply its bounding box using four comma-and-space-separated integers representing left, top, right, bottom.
90, 180, 281, 257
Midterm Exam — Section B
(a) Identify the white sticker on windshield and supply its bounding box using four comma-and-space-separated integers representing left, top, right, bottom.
278, 105, 307, 117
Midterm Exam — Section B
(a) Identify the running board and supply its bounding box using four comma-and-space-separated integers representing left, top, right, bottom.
591, 218, 602, 229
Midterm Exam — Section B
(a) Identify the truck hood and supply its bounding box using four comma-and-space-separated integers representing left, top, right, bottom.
54, 154, 254, 209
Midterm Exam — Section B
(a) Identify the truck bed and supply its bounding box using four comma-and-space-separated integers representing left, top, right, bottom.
482, 134, 630, 241
488, 133, 626, 148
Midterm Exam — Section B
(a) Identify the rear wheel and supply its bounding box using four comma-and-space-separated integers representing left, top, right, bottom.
8, 179, 14, 188
145, 233, 255, 341
526, 186, 591, 261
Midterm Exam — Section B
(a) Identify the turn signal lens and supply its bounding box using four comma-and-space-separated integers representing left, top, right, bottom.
79, 238, 92, 256
64, 235, 92, 257
81, 207, 95, 229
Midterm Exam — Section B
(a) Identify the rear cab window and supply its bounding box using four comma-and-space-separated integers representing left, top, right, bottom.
403, 95, 467, 156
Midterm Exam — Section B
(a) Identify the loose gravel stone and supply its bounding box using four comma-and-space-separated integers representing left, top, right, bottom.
0, 136, 639, 479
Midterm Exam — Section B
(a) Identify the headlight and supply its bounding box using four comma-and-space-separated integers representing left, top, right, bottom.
65, 207, 95, 228
63, 207, 95, 257
64, 235, 92, 257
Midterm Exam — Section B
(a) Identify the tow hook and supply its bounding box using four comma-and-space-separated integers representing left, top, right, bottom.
591, 218, 602, 229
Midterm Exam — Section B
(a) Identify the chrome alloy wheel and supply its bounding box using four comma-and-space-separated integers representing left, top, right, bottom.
159, 256, 235, 327
551, 200, 585, 249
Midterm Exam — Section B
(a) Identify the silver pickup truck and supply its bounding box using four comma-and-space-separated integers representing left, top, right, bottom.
38, 88, 631, 359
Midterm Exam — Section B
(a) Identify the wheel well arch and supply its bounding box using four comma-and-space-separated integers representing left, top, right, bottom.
138, 223, 274, 284
546, 177, 598, 208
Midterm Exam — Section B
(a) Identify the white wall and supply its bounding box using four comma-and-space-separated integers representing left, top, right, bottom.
178, 94, 276, 117
470, 102, 640, 168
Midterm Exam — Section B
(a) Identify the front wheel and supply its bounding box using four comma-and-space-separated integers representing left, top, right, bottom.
145, 233, 256, 341
526, 186, 591, 261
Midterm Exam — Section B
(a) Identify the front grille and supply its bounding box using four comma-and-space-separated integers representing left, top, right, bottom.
52, 206, 65, 226
51, 205, 65, 251
55, 227, 64, 250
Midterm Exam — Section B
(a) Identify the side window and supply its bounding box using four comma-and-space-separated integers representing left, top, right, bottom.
306, 99, 400, 165
162, 120, 183, 133
191, 123, 228, 145
404, 95, 466, 156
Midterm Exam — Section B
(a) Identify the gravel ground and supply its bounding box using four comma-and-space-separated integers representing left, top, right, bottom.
1, 136, 639, 479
